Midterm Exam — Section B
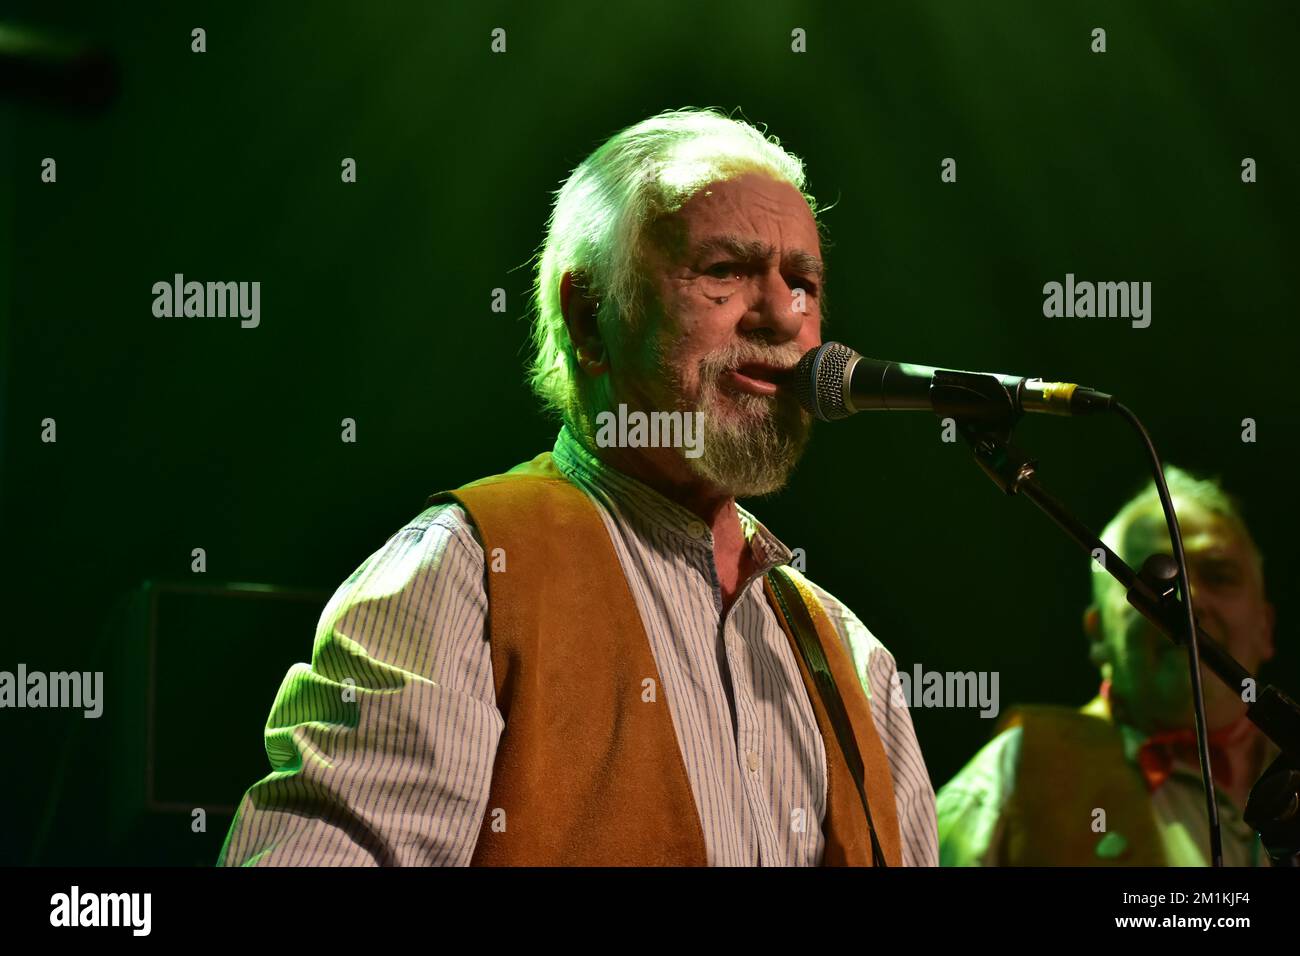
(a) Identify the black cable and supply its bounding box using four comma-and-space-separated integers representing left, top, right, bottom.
1113, 402, 1224, 867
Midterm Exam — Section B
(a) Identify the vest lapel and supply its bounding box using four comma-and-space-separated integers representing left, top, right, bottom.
762, 572, 904, 866
431, 454, 707, 866
997, 702, 1165, 865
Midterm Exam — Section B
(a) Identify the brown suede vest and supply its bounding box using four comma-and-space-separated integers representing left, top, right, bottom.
997, 699, 1165, 865
428, 451, 903, 866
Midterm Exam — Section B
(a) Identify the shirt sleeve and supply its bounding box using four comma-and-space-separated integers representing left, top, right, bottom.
935, 726, 1021, 866
804, 576, 941, 868
217, 503, 502, 867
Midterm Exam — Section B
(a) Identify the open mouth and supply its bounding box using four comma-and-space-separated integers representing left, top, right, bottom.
722, 362, 792, 396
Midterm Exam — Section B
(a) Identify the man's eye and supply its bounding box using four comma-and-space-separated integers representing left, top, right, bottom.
1203, 568, 1241, 587
704, 262, 742, 279
1189, 556, 1243, 590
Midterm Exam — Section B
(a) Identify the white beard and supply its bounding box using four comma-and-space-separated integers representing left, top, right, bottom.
685, 370, 812, 497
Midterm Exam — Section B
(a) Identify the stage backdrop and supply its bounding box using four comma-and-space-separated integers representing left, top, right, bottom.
2, 0, 1296, 864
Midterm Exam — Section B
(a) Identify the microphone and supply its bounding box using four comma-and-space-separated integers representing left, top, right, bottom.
793, 342, 1114, 423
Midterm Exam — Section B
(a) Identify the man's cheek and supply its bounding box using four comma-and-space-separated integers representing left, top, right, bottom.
1116, 628, 1173, 691
1156, 646, 1189, 685
1119, 612, 1159, 653
1218, 614, 1267, 667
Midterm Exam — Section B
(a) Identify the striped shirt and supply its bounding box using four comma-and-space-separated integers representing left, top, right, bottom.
219, 426, 939, 867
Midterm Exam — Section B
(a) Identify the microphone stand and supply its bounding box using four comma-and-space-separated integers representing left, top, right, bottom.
953, 416, 1300, 867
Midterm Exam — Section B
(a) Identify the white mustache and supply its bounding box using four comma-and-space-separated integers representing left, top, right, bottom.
700, 343, 803, 376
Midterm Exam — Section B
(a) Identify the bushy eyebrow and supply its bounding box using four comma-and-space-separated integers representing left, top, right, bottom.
786, 249, 825, 279
692, 234, 824, 279
1188, 548, 1243, 572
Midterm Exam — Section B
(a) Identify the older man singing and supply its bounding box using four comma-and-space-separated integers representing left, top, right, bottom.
219, 108, 938, 867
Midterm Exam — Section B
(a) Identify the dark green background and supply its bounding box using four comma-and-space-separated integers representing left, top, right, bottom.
2, 1, 1297, 864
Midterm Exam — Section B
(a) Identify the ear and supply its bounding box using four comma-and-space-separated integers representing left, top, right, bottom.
560, 271, 608, 375
1083, 604, 1100, 640
1083, 604, 1110, 668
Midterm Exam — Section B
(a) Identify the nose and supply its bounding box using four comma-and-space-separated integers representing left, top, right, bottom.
738, 268, 806, 344
1183, 571, 1219, 630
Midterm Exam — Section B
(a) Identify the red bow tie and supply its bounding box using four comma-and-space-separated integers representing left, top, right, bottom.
1100, 680, 1255, 794
1135, 720, 1254, 794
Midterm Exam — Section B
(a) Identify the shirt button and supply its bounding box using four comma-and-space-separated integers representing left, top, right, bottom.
687, 521, 707, 540
746, 750, 760, 772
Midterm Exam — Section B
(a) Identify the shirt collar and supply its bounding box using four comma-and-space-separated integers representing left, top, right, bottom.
550, 424, 793, 568
1094, 684, 1177, 766
1096, 683, 1264, 785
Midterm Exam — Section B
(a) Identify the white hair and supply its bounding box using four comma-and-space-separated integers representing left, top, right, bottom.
527, 107, 821, 424
1092, 464, 1264, 609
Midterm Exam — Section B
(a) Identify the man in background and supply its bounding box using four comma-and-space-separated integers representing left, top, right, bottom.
938, 466, 1276, 865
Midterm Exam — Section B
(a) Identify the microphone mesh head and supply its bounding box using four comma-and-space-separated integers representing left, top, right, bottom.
794, 342, 856, 421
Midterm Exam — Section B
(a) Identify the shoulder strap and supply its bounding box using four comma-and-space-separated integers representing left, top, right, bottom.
767, 566, 888, 867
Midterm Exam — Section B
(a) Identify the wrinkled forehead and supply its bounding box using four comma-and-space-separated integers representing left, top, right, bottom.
644, 173, 819, 260
1120, 498, 1257, 574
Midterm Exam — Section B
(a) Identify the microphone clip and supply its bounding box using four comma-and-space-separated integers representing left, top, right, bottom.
930, 370, 1023, 428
